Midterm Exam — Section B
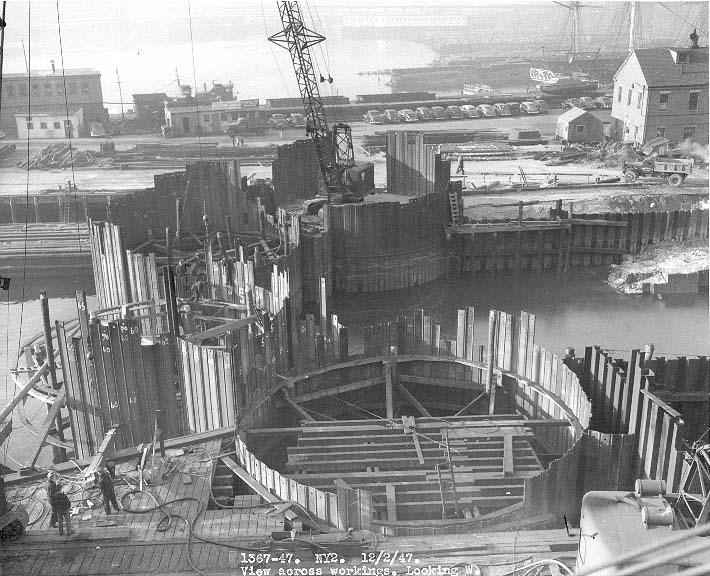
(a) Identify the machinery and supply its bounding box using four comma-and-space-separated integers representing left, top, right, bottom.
575, 441, 710, 574
623, 157, 694, 186
268, 1, 356, 203
0, 475, 28, 542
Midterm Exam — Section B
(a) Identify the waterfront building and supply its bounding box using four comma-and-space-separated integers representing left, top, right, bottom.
13, 109, 84, 139
1, 68, 107, 137
611, 39, 708, 146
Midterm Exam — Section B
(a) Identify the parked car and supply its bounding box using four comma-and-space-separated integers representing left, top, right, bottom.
520, 101, 540, 114
594, 96, 612, 109
578, 96, 597, 110
89, 122, 106, 138
562, 98, 582, 111
445, 105, 464, 119
269, 113, 289, 129
398, 109, 419, 122
507, 102, 521, 115
493, 103, 512, 116
461, 104, 481, 118
430, 106, 447, 120
382, 109, 400, 123
289, 113, 306, 128
363, 110, 384, 124
415, 107, 433, 121
534, 99, 550, 114
477, 104, 497, 118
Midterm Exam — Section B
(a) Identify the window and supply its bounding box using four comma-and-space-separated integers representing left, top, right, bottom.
633, 125, 639, 139
203, 114, 210, 123
637, 91, 643, 109
69, 82, 77, 95
6, 84, 15, 97
689, 91, 699, 111
64, 119, 72, 127
617, 86, 622, 103
26, 122, 33, 130
677, 52, 689, 63
659, 92, 670, 111
56, 82, 64, 95
575, 125, 585, 133
230, 112, 238, 121
19, 84, 27, 96
53, 121, 61, 129
31, 83, 40, 94
656, 127, 666, 137
220, 112, 227, 121
683, 126, 695, 140
25, 116, 32, 121
44, 82, 52, 95
81, 81, 89, 94
627, 89, 632, 106
40, 122, 47, 129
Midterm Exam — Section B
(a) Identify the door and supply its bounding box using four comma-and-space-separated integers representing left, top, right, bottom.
182, 117, 190, 134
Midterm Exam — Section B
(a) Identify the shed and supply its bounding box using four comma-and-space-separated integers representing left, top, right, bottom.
556, 107, 605, 144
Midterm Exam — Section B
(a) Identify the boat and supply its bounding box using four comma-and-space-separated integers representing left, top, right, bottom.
530, 67, 599, 96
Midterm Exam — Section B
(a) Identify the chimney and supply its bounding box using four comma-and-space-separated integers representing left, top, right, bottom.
690, 28, 699, 49
51, 59, 56, 73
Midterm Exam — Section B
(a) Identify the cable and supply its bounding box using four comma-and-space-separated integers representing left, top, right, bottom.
187, 1, 203, 158
658, 3, 707, 36
56, 1, 86, 288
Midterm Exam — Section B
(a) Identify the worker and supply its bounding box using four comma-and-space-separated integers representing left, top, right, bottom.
96, 467, 121, 515
456, 155, 465, 175
51, 484, 73, 536
190, 278, 205, 303
222, 254, 234, 286
47, 471, 59, 528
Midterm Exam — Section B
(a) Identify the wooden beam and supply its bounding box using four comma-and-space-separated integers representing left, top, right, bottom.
402, 416, 426, 465
294, 377, 385, 403
503, 432, 515, 476
454, 391, 488, 416
29, 388, 67, 468
397, 383, 432, 417
385, 361, 395, 420
282, 390, 315, 422
83, 427, 119, 480
184, 315, 257, 343
385, 483, 397, 521
0, 361, 50, 424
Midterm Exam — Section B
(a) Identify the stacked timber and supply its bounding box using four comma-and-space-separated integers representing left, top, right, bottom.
17, 143, 97, 169
385, 131, 451, 197
363, 128, 507, 150
0, 143, 16, 160
107, 142, 277, 169
439, 141, 515, 160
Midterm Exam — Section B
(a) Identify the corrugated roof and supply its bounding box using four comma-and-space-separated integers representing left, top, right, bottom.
632, 47, 708, 87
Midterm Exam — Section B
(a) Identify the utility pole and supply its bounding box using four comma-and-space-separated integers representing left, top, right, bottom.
0, 2, 6, 116
116, 68, 126, 126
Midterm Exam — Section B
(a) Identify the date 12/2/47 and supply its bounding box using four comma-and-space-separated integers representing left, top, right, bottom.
361, 552, 414, 564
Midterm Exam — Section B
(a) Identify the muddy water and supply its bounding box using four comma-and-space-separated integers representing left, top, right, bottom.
330, 267, 709, 357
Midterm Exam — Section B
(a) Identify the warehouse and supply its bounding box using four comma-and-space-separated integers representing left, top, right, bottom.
555, 107, 607, 144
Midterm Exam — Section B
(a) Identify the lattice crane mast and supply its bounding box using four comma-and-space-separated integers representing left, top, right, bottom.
268, 1, 354, 202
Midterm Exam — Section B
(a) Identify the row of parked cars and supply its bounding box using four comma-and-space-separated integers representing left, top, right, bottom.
561, 96, 612, 111
363, 100, 551, 124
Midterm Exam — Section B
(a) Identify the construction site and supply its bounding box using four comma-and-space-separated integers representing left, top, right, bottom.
0, 2, 709, 576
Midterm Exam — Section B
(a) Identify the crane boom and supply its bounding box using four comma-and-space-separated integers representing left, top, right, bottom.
268, 1, 354, 201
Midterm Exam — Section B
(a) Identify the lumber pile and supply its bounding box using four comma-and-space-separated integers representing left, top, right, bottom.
362, 128, 508, 150
439, 141, 515, 160
17, 144, 97, 169
106, 142, 278, 169
0, 143, 16, 161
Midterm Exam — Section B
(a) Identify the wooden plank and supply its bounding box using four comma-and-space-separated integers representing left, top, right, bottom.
503, 432, 514, 476
385, 483, 398, 521
28, 389, 67, 467
397, 383, 432, 417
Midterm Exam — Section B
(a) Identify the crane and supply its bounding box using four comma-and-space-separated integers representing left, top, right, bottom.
268, 1, 355, 202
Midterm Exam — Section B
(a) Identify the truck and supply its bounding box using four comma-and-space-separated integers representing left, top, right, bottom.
623, 157, 694, 186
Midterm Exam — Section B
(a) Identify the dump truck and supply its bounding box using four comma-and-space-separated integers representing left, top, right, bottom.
623, 156, 694, 186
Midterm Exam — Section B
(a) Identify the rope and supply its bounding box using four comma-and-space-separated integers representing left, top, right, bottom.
55, 1, 86, 287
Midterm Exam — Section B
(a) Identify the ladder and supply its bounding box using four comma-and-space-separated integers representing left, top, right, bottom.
63, 196, 71, 223
518, 166, 528, 188
436, 429, 461, 519
448, 186, 460, 227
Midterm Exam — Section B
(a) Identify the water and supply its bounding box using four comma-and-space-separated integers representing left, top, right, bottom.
0, 271, 96, 470
3, 2, 437, 114
331, 267, 710, 357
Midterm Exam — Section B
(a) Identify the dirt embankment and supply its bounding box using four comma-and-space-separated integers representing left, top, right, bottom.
608, 242, 709, 294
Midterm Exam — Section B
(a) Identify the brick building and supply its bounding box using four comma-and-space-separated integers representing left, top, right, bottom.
1, 68, 107, 137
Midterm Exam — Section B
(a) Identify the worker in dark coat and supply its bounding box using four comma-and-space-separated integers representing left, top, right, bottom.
96, 468, 120, 515
47, 471, 59, 528
51, 483, 73, 536
456, 155, 465, 175
190, 278, 205, 302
